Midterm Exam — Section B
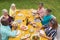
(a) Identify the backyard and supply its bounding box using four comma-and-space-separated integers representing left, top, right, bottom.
0, 0, 60, 23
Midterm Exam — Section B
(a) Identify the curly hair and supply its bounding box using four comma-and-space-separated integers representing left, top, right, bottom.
1, 18, 9, 26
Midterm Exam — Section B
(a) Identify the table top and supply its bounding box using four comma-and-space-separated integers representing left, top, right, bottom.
9, 9, 48, 40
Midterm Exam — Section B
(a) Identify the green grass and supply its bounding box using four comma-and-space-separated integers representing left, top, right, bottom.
0, 0, 60, 23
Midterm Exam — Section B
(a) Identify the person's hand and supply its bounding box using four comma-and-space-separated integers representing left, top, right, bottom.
16, 30, 20, 36
36, 27, 42, 32
36, 29, 39, 32
20, 26, 26, 30
48, 38, 52, 40
26, 38, 30, 40
47, 37, 52, 40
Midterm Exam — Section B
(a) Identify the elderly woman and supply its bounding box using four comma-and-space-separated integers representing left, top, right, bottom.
9, 3, 16, 17
0, 9, 14, 28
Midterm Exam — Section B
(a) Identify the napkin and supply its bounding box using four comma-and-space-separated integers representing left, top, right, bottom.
39, 30, 45, 34
16, 30, 20, 36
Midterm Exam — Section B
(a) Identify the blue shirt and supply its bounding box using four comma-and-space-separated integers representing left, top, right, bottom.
0, 25, 17, 40
41, 14, 52, 25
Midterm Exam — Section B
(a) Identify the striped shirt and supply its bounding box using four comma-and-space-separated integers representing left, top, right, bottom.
44, 26, 57, 40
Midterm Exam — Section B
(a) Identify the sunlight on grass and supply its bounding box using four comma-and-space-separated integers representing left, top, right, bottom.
0, 0, 60, 23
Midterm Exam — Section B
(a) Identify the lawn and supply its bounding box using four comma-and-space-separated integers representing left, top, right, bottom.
0, 0, 60, 23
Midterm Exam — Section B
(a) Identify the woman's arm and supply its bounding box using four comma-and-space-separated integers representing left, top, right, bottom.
40, 33, 52, 40
2, 29, 17, 37
7, 30, 17, 37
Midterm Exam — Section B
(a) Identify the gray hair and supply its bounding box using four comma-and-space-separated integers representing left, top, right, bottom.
2, 9, 8, 14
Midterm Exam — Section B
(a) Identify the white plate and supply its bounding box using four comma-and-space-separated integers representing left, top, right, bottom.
34, 32, 40, 37
25, 34, 30, 38
21, 36, 25, 40
12, 21, 17, 24
32, 10, 37, 13
32, 10, 37, 16
15, 20, 22, 23
34, 18, 41, 22
18, 14, 24, 16
21, 34, 30, 40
